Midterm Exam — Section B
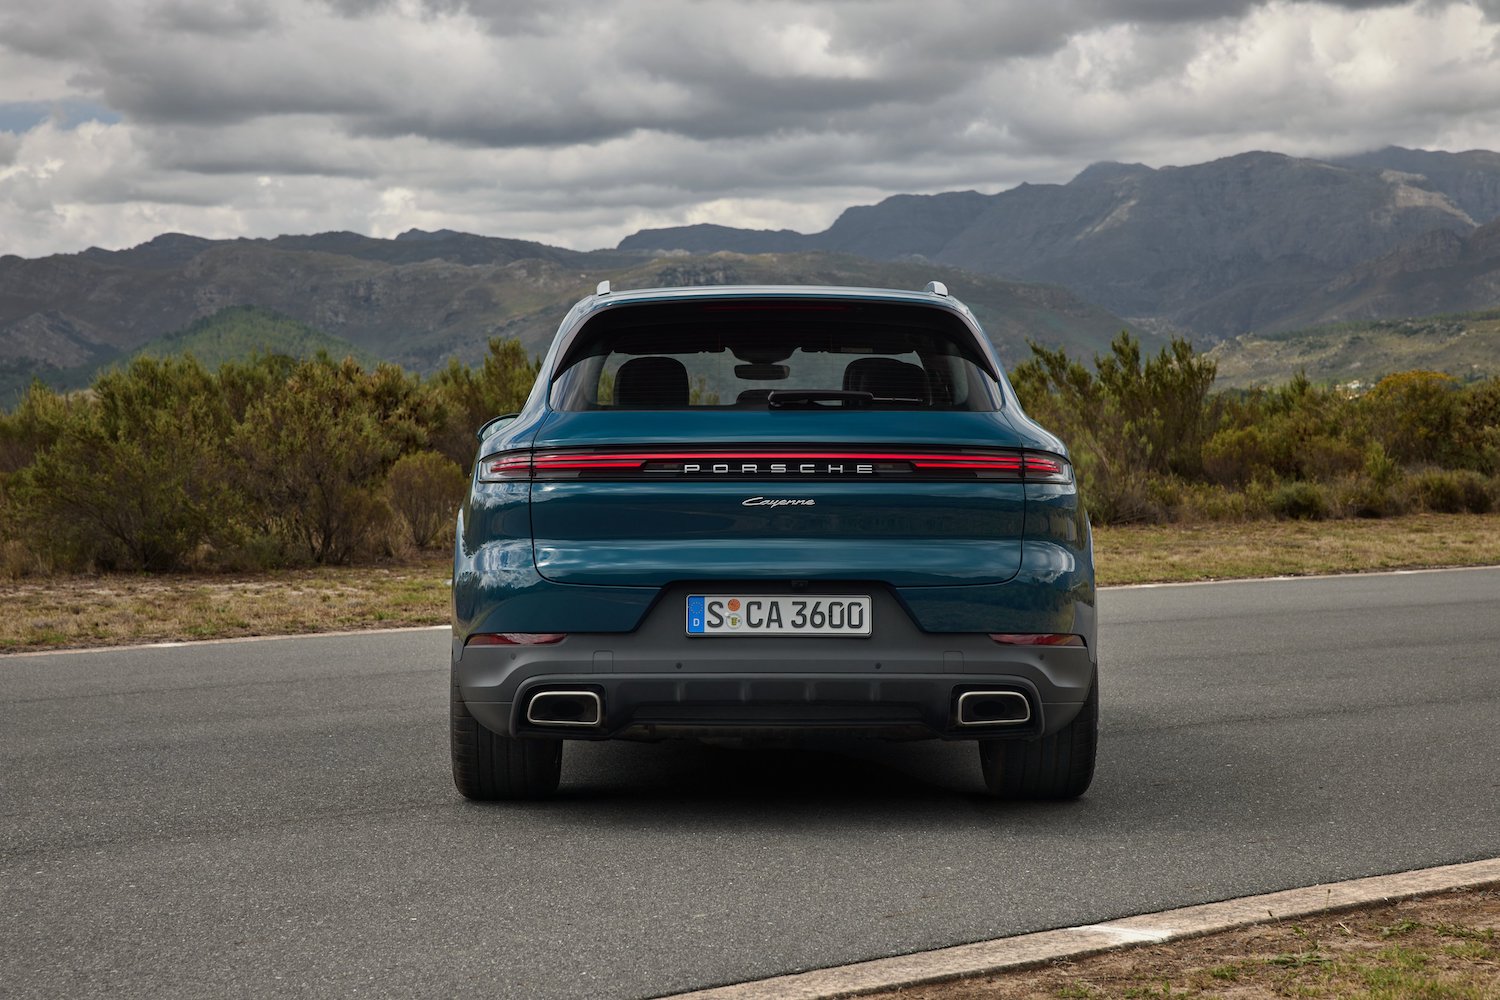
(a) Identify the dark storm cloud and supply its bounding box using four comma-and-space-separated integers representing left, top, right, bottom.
2, 0, 1499, 258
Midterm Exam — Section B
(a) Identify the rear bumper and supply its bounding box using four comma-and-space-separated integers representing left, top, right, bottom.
453, 588, 1095, 741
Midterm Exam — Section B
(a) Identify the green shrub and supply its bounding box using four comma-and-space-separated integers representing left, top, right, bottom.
1202, 426, 1276, 487
1174, 481, 1269, 522
1361, 370, 1462, 465
1409, 469, 1493, 514
1330, 474, 1405, 519
0, 382, 77, 475
8, 356, 241, 570
1013, 331, 1217, 483
386, 451, 466, 548
1271, 481, 1330, 520
232, 357, 403, 563
428, 338, 540, 468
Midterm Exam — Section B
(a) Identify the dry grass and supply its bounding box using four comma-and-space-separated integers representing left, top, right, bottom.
871, 887, 1500, 1000
0, 554, 451, 652
3, 514, 1500, 653
1094, 512, 1500, 586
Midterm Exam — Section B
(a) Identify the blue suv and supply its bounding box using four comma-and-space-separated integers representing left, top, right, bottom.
450, 282, 1097, 799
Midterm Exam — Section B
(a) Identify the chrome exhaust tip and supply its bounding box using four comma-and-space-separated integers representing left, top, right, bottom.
955, 690, 1032, 727
526, 690, 604, 728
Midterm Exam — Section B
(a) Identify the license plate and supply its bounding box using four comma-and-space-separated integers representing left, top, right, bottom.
687, 595, 872, 636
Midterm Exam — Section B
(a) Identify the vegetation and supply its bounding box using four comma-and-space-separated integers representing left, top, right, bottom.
0, 305, 375, 408
3, 324, 1500, 577
0, 339, 534, 575
1013, 332, 1500, 525
1209, 307, 1500, 388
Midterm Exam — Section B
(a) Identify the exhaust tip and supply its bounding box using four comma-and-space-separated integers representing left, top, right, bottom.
955, 690, 1031, 727
526, 690, 603, 728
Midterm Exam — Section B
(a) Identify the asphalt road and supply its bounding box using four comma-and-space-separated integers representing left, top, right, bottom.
3, 568, 1499, 999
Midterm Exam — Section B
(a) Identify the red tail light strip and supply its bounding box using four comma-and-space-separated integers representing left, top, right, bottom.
480, 449, 1070, 481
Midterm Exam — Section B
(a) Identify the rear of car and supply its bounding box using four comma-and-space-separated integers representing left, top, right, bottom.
450, 283, 1097, 800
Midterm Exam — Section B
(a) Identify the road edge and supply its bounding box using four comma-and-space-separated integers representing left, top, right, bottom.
654, 858, 1500, 1000
9, 563, 1498, 658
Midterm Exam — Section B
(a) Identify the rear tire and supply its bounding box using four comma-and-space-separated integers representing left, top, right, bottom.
451, 685, 562, 800
978, 676, 1097, 800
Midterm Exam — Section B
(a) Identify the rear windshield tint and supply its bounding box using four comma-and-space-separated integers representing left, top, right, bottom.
549, 300, 1003, 412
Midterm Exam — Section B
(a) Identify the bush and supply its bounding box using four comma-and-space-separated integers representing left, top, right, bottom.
1169, 481, 1270, 522
1013, 331, 1217, 482
7, 356, 241, 570
232, 357, 404, 563
1271, 481, 1330, 520
1409, 469, 1493, 514
0, 382, 77, 475
1203, 426, 1276, 487
428, 338, 540, 468
386, 451, 467, 548
1361, 370, 1462, 465
1329, 474, 1404, 519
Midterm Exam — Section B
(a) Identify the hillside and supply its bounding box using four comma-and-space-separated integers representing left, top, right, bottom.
0, 239, 1139, 403
1208, 309, 1500, 388
621, 146, 1500, 340
0, 306, 375, 405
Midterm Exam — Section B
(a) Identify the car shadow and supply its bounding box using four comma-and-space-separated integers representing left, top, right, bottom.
458, 736, 1096, 829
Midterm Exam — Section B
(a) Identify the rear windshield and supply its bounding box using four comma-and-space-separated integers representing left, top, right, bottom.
549, 300, 1003, 412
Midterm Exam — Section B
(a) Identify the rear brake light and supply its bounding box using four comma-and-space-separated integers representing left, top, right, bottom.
1022, 455, 1072, 483
476, 448, 1071, 481
989, 633, 1085, 647
477, 452, 531, 482
465, 633, 567, 646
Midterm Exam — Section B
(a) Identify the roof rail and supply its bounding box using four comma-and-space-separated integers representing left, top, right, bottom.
923, 280, 948, 297
596, 280, 611, 296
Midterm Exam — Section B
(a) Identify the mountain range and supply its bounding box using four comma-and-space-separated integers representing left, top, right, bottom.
622, 147, 1500, 339
3, 145, 1500, 401
0, 238, 1134, 404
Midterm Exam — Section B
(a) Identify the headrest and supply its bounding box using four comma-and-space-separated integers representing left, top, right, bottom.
841, 357, 928, 403
613, 356, 690, 407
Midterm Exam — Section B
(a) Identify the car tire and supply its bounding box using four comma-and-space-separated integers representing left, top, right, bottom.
450, 685, 563, 800
978, 676, 1097, 800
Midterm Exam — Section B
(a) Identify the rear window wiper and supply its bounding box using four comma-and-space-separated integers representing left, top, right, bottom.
767, 389, 922, 408
767, 389, 871, 408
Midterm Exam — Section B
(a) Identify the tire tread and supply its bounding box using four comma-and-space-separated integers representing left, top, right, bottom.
451, 685, 562, 800
979, 677, 1097, 800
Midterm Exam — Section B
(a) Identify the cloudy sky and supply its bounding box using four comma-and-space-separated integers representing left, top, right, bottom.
2, 0, 1499, 259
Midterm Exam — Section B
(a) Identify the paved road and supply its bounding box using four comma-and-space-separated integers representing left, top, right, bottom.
3, 569, 1498, 999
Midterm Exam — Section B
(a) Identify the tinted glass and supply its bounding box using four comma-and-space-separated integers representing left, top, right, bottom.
550, 301, 1003, 412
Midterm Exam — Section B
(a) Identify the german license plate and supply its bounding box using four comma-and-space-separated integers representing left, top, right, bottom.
686, 595, 872, 636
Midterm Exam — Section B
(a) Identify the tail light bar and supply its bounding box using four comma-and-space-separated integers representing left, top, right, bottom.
477, 449, 1073, 483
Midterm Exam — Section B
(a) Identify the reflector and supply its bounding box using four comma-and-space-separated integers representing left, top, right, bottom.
989, 633, 1085, 647
466, 633, 567, 646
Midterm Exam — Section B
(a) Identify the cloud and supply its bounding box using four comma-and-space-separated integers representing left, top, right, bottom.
0, 0, 1498, 258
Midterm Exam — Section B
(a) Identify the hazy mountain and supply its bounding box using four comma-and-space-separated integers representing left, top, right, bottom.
0, 236, 1138, 404
1287, 219, 1500, 327
1329, 147, 1500, 224
620, 147, 1500, 339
